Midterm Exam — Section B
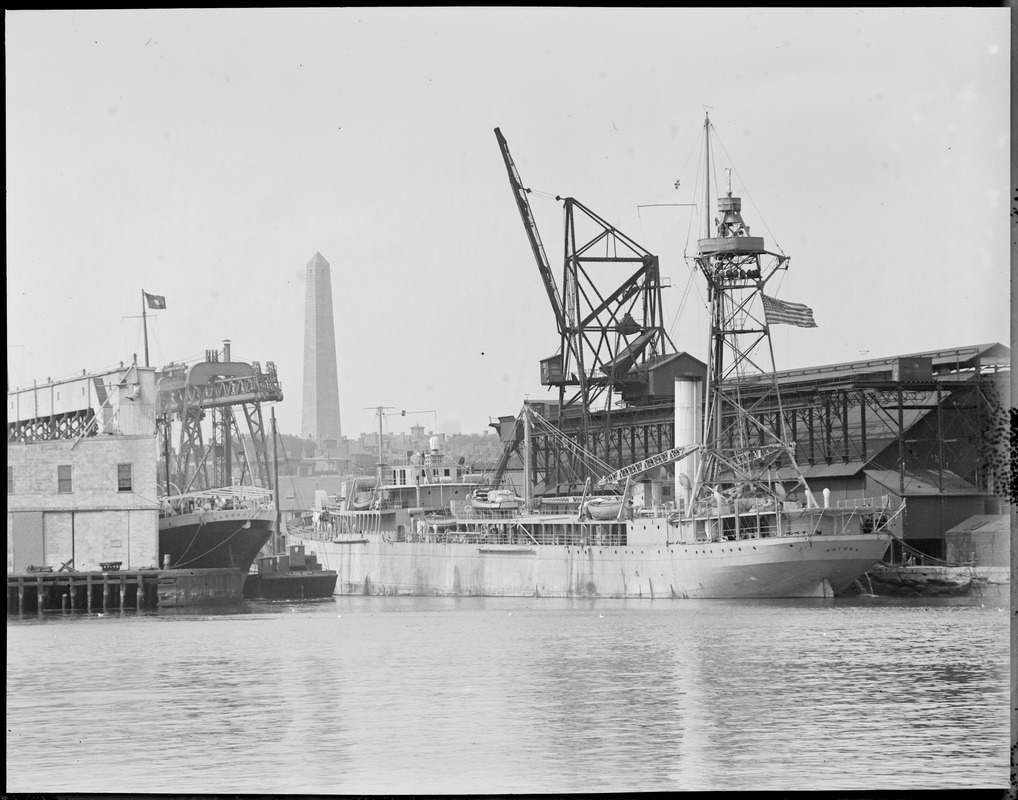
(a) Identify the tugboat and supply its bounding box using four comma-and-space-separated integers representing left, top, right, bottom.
242, 408, 337, 600
242, 543, 337, 600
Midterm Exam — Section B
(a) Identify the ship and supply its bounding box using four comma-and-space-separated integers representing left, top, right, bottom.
158, 485, 276, 571
154, 345, 284, 576
286, 116, 902, 598
242, 542, 338, 600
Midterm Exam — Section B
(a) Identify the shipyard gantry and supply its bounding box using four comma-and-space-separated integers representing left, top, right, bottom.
157, 342, 283, 493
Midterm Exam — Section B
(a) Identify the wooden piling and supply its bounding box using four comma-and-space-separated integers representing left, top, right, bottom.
102, 574, 108, 611
69, 577, 75, 612
18, 579, 24, 615
119, 576, 125, 611
86, 574, 93, 613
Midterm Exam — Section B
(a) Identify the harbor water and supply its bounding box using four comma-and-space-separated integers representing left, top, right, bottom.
6, 595, 1010, 793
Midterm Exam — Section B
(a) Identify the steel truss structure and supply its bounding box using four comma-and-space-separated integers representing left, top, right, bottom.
527, 403, 676, 493
158, 356, 283, 494
8, 409, 94, 443
495, 128, 674, 459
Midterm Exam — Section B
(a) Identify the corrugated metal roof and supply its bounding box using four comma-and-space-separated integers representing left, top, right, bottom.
731, 342, 1009, 387
717, 461, 866, 483
944, 515, 1011, 535
864, 468, 984, 496
773, 461, 868, 479
631, 351, 707, 374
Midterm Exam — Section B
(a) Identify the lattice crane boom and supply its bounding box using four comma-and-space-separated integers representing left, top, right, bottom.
596, 444, 699, 487
494, 128, 566, 336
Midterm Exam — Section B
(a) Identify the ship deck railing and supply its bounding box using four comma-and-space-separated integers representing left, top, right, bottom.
687, 498, 782, 517
416, 522, 629, 548
160, 485, 274, 517
451, 504, 523, 521
346, 498, 422, 512
834, 495, 895, 510
284, 522, 325, 539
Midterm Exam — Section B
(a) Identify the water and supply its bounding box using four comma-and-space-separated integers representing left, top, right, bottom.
6, 596, 1010, 793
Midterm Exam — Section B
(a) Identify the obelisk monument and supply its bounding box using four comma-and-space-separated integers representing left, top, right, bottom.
301, 252, 343, 451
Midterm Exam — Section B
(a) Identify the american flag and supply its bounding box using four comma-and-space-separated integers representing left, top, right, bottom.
761, 294, 817, 328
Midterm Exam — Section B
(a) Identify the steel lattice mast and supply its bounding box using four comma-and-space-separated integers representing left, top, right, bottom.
690, 114, 811, 506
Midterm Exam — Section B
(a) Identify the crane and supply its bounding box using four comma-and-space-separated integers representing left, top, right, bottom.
494, 127, 566, 336
494, 127, 678, 492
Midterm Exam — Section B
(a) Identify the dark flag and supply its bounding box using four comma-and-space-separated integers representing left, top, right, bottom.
761, 294, 817, 328
145, 292, 167, 310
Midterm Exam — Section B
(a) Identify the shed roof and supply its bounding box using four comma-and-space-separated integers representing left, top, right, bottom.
864, 468, 984, 496
944, 515, 1011, 535
731, 342, 1009, 389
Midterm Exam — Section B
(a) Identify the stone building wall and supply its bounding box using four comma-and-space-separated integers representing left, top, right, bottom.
7, 434, 159, 572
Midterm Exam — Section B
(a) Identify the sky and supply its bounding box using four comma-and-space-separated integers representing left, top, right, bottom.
6, 8, 1011, 440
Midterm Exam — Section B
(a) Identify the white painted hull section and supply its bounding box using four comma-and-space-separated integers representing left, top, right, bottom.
291, 532, 890, 599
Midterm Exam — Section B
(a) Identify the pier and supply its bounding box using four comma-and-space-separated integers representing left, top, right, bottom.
7, 568, 158, 614
6, 567, 248, 614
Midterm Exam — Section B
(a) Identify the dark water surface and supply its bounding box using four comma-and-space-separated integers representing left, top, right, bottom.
6, 595, 1010, 793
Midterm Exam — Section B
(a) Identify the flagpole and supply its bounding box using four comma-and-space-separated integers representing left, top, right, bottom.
141, 290, 150, 367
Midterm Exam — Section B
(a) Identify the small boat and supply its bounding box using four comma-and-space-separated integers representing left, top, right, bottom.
243, 544, 338, 600
469, 488, 523, 512
584, 497, 628, 520
350, 491, 374, 511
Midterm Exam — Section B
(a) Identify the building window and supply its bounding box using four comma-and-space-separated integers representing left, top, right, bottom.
117, 463, 133, 493
7, 466, 13, 495
58, 464, 72, 494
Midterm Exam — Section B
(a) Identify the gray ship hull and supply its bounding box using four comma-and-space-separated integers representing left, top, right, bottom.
292, 530, 891, 599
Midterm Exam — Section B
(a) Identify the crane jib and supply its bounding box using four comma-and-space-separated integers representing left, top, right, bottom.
597, 444, 700, 487
494, 128, 566, 335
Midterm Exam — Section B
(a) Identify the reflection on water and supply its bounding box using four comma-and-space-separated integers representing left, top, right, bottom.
6, 596, 1009, 793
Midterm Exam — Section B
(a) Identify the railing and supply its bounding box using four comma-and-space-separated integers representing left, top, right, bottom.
160, 485, 273, 516
834, 495, 895, 510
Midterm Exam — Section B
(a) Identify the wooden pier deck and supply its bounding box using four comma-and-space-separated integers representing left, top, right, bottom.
7, 568, 160, 614
7, 567, 248, 613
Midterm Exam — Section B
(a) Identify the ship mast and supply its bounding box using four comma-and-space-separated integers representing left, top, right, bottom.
690, 116, 807, 509
367, 405, 395, 490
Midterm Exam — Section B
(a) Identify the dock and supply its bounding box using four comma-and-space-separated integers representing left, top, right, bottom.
6, 566, 249, 614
